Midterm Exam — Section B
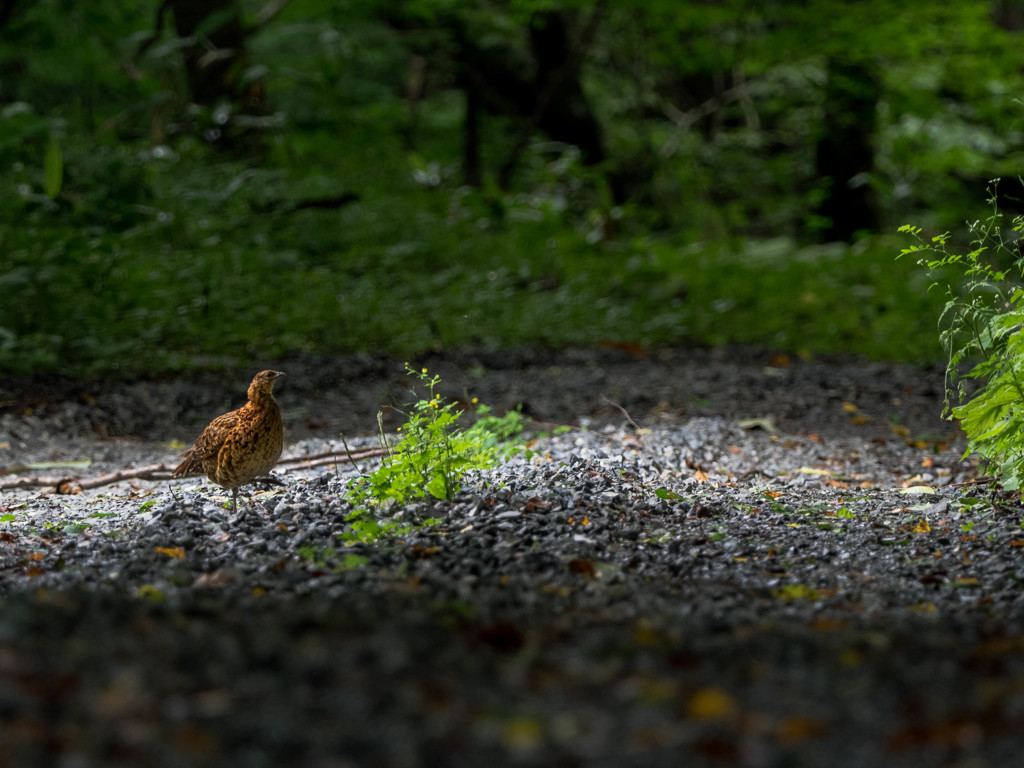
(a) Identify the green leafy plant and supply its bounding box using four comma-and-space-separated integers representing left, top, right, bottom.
899, 182, 1024, 488
654, 488, 683, 500
346, 364, 523, 515
296, 546, 368, 571
338, 514, 410, 545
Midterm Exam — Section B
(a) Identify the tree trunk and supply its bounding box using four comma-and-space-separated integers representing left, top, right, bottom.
527, 10, 604, 166
813, 58, 879, 241
169, 0, 264, 153
463, 79, 482, 187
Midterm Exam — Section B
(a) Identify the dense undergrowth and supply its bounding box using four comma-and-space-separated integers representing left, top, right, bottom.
901, 186, 1024, 489
0, 124, 947, 375
3, 0, 1019, 376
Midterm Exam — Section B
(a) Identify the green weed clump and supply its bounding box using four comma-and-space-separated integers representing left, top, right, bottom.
343, 364, 523, 540
899, 182, 1024, 488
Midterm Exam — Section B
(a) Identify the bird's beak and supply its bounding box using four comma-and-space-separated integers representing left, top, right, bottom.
273, 371, 286, 378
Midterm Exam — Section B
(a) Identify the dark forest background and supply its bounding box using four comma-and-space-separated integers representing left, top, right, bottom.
2, 0, 1024, 376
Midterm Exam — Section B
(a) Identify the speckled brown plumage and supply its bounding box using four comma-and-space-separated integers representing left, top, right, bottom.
173, 370, 285, 510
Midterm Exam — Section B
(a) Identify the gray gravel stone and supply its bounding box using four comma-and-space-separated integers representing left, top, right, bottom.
0, 348, 1014, 767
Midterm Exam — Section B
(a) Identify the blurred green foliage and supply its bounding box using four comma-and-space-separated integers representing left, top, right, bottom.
900, 193, 1024, 488
1, 0, 1022, 375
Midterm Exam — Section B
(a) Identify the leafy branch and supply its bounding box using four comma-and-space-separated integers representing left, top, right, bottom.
899, 180, 1024, 487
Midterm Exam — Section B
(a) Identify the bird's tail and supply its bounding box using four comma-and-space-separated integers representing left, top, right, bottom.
172, 452, 201, 478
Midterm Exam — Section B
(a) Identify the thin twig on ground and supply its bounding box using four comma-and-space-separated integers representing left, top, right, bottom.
601, 395, 643, 432
1, 447, 389, 494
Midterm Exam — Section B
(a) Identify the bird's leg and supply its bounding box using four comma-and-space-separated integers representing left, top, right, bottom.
232, 487, 239, 512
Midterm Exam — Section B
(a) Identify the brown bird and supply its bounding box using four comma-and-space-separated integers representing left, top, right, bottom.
173, 370, 285, 511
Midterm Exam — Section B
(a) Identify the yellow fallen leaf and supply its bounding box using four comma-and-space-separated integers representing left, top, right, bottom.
155, 546, 185, 559
838, 649, 863, 667
842, 402, 858, 413
797, 467, 831, 476
773, 584, 821, 600
778, 716, 826, 744
633, 620, 663, 646
900, 486, 936, 495
952, 577, 979, 587
912, 519, 931, 533
687, 687, 737, 721
136, 584, 165, 602
736, 417, 779, 434
694, 469, 710, 482
502, 717, 542, 751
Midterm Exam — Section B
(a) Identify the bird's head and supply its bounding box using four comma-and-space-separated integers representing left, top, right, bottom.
249, 370, 285, 400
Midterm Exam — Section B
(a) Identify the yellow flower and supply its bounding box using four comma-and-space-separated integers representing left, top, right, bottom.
422, 367, 428, 374
472, 397, 478, 404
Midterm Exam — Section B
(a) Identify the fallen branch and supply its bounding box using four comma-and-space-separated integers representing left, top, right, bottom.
1, 447, 389, 494
280, 452, 385, 472
276, 447, 386, 466
0, 463, 178, 494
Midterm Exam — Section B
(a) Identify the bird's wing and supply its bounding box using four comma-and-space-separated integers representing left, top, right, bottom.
187, 409, 242, 461
172, 408, 244, 478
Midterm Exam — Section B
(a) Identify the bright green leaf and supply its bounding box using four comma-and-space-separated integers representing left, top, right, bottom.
44, 137, 63, 199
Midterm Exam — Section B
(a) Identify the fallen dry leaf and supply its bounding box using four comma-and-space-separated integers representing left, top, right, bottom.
778, 716, 827, 744
194, 571, 235, 589
568, 558, 595, 577
687, 688, 737, 721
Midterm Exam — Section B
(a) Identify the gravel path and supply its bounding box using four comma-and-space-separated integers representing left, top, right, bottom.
2, 346, 1020, 767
